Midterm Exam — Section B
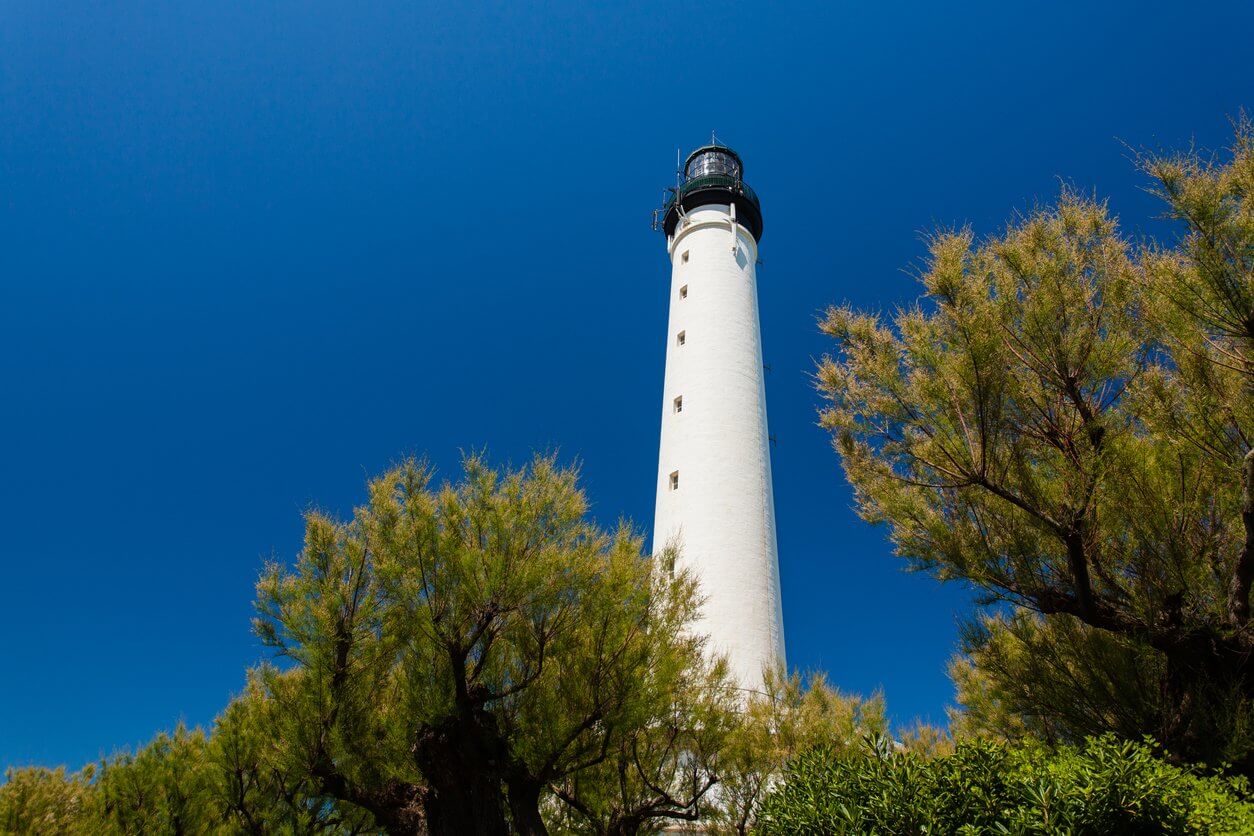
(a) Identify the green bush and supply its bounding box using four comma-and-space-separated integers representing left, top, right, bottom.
755, 735, 1254, 835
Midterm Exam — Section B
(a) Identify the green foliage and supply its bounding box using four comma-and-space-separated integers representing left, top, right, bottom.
817, 121, 1254, 768
950, 610, 1164, 746
93, 725, 213, 834
204, 677, 378, 833
1, 454, 740, 836
545, 646, 737, 835
756, 735, 1254, 835
252, 452, 736, 833
0, 694, 382, 836
703, 670, 890, 834
0, 765, 94, 835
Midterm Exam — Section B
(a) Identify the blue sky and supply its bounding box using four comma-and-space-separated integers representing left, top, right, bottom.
1, 1, 1250, 769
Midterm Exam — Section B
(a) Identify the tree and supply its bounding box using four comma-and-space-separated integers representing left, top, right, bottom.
816, 122, 1254, 769
948, 611, 1163, 746
545, 609, 737, 835
94, 725, 214, 833
205, 677, 379, 834
254, 453, 733, 834
536, 541, 740, 836
0, 765, 94, 835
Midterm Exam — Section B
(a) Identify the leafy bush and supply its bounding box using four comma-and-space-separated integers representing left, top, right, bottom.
755, 735, 1254, 834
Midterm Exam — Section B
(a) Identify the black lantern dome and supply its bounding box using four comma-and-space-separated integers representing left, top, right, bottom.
662, 144, 763, 242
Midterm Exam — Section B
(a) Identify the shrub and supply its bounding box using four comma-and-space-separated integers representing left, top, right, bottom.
755, 734, 1254, 834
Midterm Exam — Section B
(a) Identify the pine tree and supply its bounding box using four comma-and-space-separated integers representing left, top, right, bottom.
817, 121, 1254, 769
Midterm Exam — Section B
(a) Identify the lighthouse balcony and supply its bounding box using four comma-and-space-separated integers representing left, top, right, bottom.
673, 174, 759, 205
661, 174, 763, 242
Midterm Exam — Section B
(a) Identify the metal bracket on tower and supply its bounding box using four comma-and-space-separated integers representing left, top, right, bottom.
675, 201, 689, 232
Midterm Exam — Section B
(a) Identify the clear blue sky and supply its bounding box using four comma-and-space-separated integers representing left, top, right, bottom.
1, 1, 1250, 770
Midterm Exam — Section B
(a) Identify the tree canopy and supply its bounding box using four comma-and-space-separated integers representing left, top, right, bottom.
0, 453, 932, 835
249, 453, 743, 834
817, 121, 1254, 769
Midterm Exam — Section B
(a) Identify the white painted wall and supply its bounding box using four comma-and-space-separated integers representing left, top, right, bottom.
653, 202, 786, 695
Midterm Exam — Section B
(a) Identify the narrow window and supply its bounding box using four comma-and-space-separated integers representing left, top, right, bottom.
662, 551, 676, 576
669, 470, 679, 491
676, 331, 686, 346
679, 284, 688, 300
681, 250, 690, 264
673, 395, 683, 414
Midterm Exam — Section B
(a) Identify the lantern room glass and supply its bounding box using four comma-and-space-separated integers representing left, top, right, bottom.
685, 150, 741, 181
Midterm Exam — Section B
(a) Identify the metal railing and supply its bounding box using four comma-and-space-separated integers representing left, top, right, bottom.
664, 175, 760, 214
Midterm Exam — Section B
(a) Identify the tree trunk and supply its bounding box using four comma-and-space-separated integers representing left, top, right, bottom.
421, 778, 508, 836
1229, 448, 1254, 625
413, 706, 512, 836
605, 813, 643, 836
505, 777, 549, 836
1155, 629, 1254, 773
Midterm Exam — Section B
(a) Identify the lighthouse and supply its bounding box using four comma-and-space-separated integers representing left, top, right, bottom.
652, 144, 785, 694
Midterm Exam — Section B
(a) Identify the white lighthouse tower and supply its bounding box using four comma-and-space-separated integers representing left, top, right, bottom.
652, 143, 785, 694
